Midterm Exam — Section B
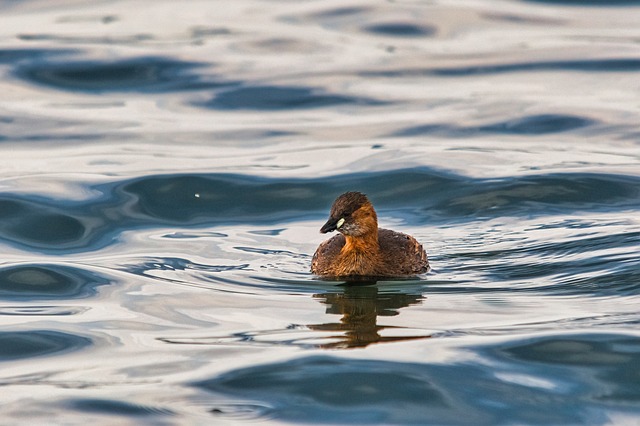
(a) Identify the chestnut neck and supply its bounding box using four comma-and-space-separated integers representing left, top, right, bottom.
343, 230, 379, 253
342, 204, 380, 254
339, 223, 381, 277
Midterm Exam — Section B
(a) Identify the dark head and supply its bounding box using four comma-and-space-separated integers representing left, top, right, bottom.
320, 192, 378, 237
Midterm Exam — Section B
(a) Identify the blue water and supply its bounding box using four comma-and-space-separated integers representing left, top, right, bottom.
1, 0, 639, 424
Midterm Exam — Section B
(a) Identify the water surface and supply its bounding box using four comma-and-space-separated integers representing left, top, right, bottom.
1, 0, 639, 424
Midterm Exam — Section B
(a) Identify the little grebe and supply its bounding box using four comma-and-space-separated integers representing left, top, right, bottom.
311, 192, 429, 278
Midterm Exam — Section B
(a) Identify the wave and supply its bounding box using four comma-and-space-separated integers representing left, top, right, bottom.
1, 169, 638, 251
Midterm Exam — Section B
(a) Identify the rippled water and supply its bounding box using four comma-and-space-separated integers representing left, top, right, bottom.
1, 0, 640, 424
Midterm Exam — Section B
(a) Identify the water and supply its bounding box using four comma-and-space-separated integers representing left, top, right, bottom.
1, 0, 639, 424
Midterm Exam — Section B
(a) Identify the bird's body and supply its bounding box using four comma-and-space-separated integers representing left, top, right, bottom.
311, 192, 429, 278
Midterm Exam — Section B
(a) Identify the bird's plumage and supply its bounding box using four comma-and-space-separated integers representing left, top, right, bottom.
311, 192, 429, 278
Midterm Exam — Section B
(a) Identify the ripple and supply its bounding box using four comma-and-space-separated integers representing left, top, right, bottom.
3, 169, 639, 254
364, 58, 640, 77
557, 263, 640, 296
0, 306, 88, 316
200, 85, 383, 110
458, 227, 640, 286
162, 231, 228, 238
393, 114, 596, 137
17, 33, 155, 45
0, 264, 110, 300
363, 22, 436, 37
122, 257, 249, 277
68, 398, 173, 417
205, 403, 273, 420
234, 246, 307, 258
309, 6, 370, 19
432, 173, 640, 218
14, 56, 233, 93
0, 330, 91, 361
478, 114, 595, 135
0, 48, 74, 64
442, 219, 640, 296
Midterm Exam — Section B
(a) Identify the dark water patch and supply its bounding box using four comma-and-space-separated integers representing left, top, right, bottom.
392, 123, 469, 137
119, 170, 455, 224
0, 48, 75, 64
393, 114, 596, 137
248, 228, 286, 236
0, 330, 91, 361
478, 114, 595, 134
500, 334, 637, 366
0, 264, 110, 300
363, 22, 436, 37
0, 306, 88, 316
200, 85, 383, 110
490, 333, 640, 404
211, 128, 299, 141
194, 343, 640, 424
364, 58, 640, 78
190, 26, 233, 39
310, 6, 370, 18
481, 12, 566, 24
0, 133, 123, 143
17, 33, 154, 44
68, 398, 173, 417
14, 57, 234, 93
194, 356, 454, 424
0, 197, 89, 249
431, 173, 640, 218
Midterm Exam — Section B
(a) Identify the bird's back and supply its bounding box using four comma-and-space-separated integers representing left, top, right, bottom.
378, 228, 429, 276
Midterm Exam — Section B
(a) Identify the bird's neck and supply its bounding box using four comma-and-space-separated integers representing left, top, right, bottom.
337, 229, 381, 276
343, 230, 379, 254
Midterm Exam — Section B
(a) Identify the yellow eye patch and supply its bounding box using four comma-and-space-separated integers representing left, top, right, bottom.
336, 218, 345, 229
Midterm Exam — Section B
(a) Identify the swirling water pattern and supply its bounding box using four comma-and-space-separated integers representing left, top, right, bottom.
1, 0, 639, 424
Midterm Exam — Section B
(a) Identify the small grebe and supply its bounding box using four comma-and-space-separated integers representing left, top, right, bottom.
311, 192, 429, 278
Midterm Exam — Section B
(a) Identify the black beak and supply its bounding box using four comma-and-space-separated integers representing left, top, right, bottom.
320, 217, 338, 234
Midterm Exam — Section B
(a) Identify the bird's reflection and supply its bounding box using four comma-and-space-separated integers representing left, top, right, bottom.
308, 282, 430, 349
157, 281, 431, 350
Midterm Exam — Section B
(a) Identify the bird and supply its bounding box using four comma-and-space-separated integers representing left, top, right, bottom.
311, 191, 429, 278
